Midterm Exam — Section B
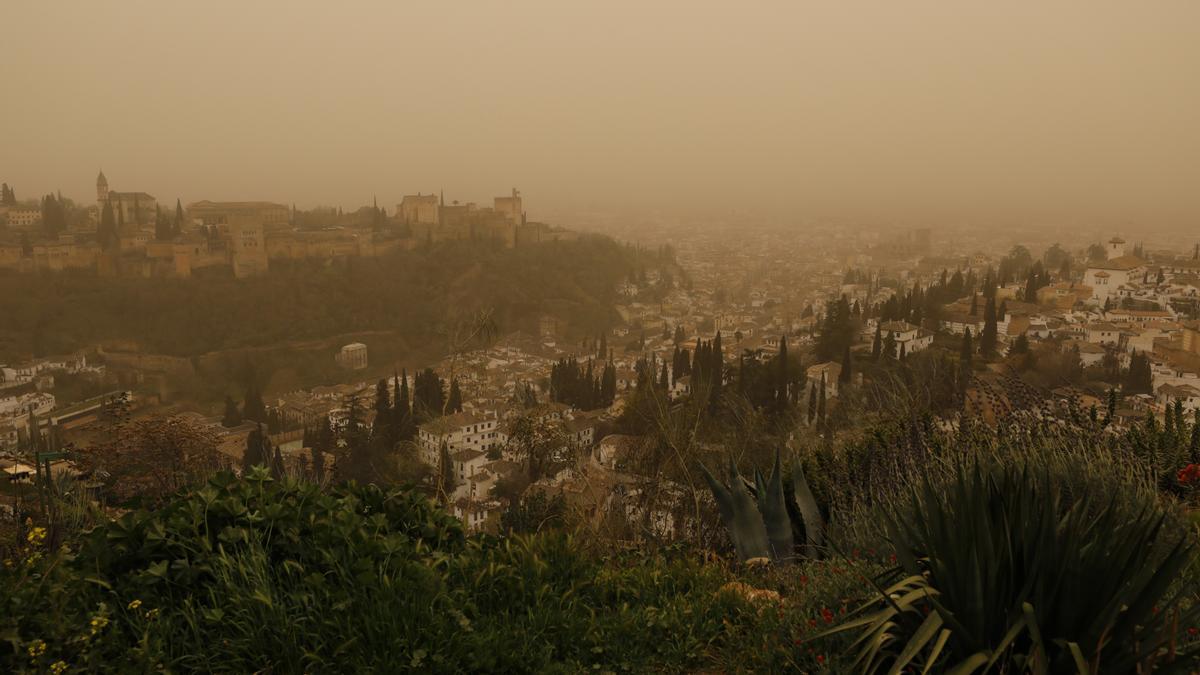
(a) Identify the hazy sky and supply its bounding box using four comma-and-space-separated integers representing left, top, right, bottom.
5, 1, 1199, 229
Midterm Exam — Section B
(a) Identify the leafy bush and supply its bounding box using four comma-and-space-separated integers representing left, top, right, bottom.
2, 469, 872, 673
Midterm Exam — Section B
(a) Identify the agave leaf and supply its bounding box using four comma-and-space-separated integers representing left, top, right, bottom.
790, 454, 824, 558
921, 629, 953, 675
886, 610, 944, 675
725, 458, 771, 562
699, 461, 735, 530
944, 652, 989, 675
1066, 642, 1089, 675
759, 449, 795, 563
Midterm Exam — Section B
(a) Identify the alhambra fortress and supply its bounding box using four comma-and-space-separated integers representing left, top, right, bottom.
0, 174, 573, 278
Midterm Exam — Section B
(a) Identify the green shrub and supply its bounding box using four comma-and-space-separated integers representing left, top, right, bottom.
828, 459, 1200, 673
2, 469, 872, 673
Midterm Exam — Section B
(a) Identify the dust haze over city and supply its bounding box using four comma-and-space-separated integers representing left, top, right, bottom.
3, 3, 1200, 673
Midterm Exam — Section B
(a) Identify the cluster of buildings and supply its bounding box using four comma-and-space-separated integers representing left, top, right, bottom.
0, 352, 124, 457
0, 175, 573, 278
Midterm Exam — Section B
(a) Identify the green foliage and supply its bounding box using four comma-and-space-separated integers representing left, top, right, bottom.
0, 236, 637, 361
2, 469, 873, 673
701, 449, 824, 564
828, 459, 1200, 673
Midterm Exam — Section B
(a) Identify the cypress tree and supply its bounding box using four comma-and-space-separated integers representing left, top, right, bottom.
448, 378, 464, 413
839, 344, 852, 386
272, 445, 285, 479
242, 381, 267, 422
777, 335, 789, 409
710, 332, 723, 409
222, 395, 242, 427
883, 330, 897, 360
817, 375, 827, 427
871, 324, 882, 360
311, 445, 325, 482
243, 424, 268, 471
373, 379, 391, 439
174, 198, 184, 236
980, 296, 998, 358
395, 369, 412, 439
98, 198, 117, 249
438, 442, 456, 498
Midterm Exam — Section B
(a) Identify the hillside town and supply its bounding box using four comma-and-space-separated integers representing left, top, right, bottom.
5, 201, 1199, 533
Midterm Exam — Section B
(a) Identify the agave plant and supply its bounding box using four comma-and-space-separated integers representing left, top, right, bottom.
818, 458, 1200, 674
700, 449, 824, 563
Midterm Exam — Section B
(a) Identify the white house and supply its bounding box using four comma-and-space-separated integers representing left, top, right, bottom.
1084, 241, 1145, 305
417, 411, 501, 465
879, 321, 934, 355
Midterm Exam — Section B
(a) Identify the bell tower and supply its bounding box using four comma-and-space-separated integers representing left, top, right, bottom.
96, 170, 109, 206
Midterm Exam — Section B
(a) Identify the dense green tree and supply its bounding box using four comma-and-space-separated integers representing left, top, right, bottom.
97, 198, 118, 250
413, 368, 446, 420
776, 335, 790, 411
1124, 351, 1153, 394
871, 324, 882, 360
815, 295, 856, 362
174, 198, 184, 236
838, 344, 852, 386
154, 204, 172, 240
243, 423, 269, 471
372, 379, 391, 440
242, 381, 267, 423
221, 396, 242, 428
816, 375, 827, 428
447, 378, 464, 413
393, 370, 414, 441
1010, 332, 1029, 355
40, 193, 68, 236
980, 296, 998, 358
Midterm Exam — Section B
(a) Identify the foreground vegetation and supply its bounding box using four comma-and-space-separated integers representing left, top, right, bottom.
5, 371, 1200, 672
2, 469, 876, 673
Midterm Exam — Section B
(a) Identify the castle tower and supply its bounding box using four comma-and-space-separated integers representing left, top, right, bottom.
1107, 236, 1127, 259
96, 170, 109, 206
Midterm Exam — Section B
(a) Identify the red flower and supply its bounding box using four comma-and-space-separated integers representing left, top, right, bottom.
816, 654, 826, 664
821, 607, 834, 624
808, 618, 818, 628
1188, 627, 1198, 636
1177, 464, 1200, 485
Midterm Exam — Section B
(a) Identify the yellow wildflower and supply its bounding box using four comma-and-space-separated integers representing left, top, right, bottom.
50, 661, 68, 674
27, 639, 47, 658
127, 599, 142, 610
26, 526, 47, 545
145, 608, 160, 620
89, 615, 109, 635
